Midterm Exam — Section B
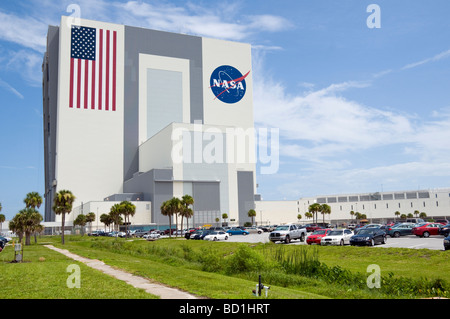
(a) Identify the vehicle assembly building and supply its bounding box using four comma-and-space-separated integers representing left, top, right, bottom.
42, 16, 256, 230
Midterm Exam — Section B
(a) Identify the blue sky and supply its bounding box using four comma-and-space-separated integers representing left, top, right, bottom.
1, 0, 450, 220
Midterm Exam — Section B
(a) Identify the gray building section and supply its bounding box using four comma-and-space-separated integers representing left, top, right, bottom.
146, 68, 183, 139
237, 171, 256, 225
42, 25, 60, 222
123, 26, 204, 181
123, 169, 173, 226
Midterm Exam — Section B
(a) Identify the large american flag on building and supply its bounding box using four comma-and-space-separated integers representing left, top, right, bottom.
69, 25, 117, 111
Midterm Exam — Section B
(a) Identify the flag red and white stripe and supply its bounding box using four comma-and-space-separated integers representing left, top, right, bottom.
69, 27, 117, 111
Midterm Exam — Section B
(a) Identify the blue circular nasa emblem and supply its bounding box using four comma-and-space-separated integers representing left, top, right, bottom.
210, 65, 249, 104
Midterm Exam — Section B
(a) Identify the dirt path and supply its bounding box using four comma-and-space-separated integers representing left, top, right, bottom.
44, 244, 198, 299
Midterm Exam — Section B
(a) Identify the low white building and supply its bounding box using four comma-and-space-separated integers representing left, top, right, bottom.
256, 188, 450, 226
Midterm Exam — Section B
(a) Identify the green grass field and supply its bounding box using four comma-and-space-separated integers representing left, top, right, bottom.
1, 235, 448, 299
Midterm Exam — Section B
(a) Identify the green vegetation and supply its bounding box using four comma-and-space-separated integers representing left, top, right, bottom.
0, 242, 156, 299
1, 235, 449, 299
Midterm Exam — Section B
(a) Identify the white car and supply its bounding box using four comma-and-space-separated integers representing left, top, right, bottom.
143, 231, 161, 239
203, 231, 229, 241
321, 229, 353, 246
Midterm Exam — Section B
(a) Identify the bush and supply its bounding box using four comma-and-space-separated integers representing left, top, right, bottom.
225, 244, 265, 274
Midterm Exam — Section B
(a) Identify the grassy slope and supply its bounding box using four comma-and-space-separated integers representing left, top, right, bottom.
2, 235, 449, 299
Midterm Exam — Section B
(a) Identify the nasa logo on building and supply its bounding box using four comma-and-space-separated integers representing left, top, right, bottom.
210, 65, 250, 104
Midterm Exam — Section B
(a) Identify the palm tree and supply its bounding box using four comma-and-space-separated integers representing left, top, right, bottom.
170, 197, 183, 237
350, 210, 355, 222
86, 212, 96, 234
73, 214, 87, 235
9, 215, 24, 243
16, 208, 43, 245
308, 203, 321, 224
52, 190, 76, 245
160, 201, 171, 235
180, 195, 194, 231
320, 204, 331, 225
247, 209, 256, 226
24, 192, 43, 209
119, 201, 136, 237
222, 213, 228, 226
394, 211, 401, 221
414, 210, 420, 218
100, 213, 112, 231
109, 204, 123, 232
161, 198, 182, 238
419, 212, 427, 219
0, 213, 5, 234
297, 214, 302, 222
33, 224, 45, 243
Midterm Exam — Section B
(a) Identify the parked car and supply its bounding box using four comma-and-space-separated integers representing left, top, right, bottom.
269, 224, 307, 243
386, 223, 415, 237
203, 231, 229, 241
354, 224, 383, 234
444, 235, 450, 251
226, 227, 250, 236
88, 230, 106, 236
406, 218, 425, 224
143, 231, 161, 240
306, 229, 332, 245
0, 236, 7, 249
245, 226, 263, 234
134, 229, 148, 237
412, 223, 442, 238
435, 219, 449, 226
320, 229, 353, 246
164, 228, 177, 235
304, 224, 322, 232
190, 230, 212, 240
439, 224, 450, 237
350, 228, 387, 246
347, 224, 357, 230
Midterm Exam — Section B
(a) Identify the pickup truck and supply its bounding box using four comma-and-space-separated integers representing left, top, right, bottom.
269, 224, 307, 244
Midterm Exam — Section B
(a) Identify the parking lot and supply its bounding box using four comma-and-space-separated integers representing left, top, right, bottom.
224, 232, 447, 251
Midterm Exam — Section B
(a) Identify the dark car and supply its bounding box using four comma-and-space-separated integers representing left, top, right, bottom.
439, 224, 450, 237
190, 230, 211, 240
350, 228, 387, 246
0, 237, 6, 249
184, 228, 197, 239
444, 235, 450, 251
386, 223, 415, 237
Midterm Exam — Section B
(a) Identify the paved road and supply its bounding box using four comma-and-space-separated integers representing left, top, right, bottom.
224, 232, 447, 251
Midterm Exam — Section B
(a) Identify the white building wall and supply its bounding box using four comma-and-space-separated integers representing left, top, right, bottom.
256, 188, 450, 226
69, 200, 152, 230
55, 16, 125, 211
255, 200, 299, 225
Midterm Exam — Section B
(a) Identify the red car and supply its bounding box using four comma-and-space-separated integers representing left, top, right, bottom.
412, 223, 442, 238
305, 224, 323, 232
306, 229, 332, 245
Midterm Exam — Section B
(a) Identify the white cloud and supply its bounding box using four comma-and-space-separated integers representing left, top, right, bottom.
0, 11, 48, 52
116, 1, 292, 41
402, 49, 450, 70
0, 78, 24, 99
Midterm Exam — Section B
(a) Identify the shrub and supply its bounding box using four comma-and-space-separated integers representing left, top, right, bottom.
225, 244, 265, 274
